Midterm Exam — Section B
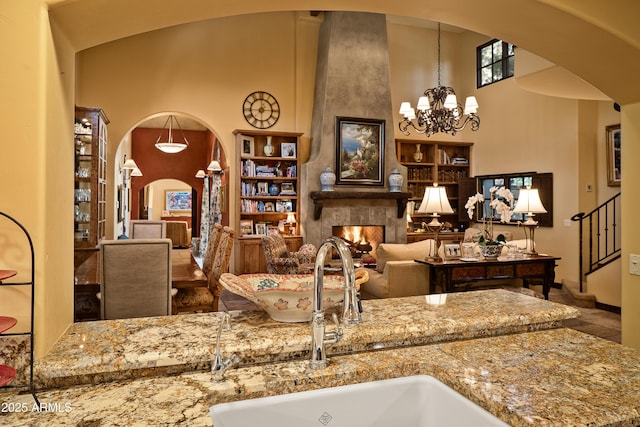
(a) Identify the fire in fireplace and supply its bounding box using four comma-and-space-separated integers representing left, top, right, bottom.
332, 225, 385, 258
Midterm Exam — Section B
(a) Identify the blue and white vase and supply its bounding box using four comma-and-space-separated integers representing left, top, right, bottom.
388, 168, 403, 192
320, 167, 336, 191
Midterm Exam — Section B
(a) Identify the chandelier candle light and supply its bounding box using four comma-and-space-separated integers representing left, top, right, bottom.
398, 23, 480, 137
417, 183, 454, 262
512, 187, 547, 255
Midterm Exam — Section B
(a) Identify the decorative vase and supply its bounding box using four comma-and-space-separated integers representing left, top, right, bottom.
479, 244, 503, 259
320, 166, 336, 191
388, 168, 403, 192
269, 182, 279, 196
413, 144, 423, 162
263, 136, 274, 156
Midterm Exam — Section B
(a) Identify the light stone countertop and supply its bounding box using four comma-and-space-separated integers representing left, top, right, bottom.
34, 289, 579, 389
2, 328, 640, 426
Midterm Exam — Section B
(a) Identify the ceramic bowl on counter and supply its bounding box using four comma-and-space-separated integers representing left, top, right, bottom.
219, 270, 369, 322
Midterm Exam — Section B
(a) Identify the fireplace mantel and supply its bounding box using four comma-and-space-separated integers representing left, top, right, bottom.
309, 191, 411, 220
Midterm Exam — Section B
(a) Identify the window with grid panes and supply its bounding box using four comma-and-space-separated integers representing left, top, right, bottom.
459, 172, 553, 227
477, 39, 514, 88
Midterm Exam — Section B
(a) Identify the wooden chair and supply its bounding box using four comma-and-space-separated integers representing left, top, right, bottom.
130, 220, 167, 239
99, 239, 172, 320
202, 223, 224, 278
173, 226, 234, 313
261, 233, 317, 274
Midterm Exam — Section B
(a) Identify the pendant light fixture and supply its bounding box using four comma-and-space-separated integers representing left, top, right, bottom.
155, 114, 189, 154
398, 23, 480, 137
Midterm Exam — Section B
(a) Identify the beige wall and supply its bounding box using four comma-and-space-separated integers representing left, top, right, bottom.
0, 1, 75, 355
3, 2, 640, 357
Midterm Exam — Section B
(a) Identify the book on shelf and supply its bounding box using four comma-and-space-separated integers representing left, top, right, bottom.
438, 149, 451, 164
451, 157, 469, 164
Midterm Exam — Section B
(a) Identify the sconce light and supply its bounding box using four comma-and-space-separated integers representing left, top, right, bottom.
207, 160, 223, 173
195, 169, 206, 178
121, 155, 142, 182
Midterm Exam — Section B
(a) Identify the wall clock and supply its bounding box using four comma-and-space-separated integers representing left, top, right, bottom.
242, 91, 280, 129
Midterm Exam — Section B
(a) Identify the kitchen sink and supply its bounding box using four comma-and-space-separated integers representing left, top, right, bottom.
210, 375, 509, 426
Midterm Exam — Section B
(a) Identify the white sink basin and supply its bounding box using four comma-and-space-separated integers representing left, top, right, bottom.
210, 375, 509, 427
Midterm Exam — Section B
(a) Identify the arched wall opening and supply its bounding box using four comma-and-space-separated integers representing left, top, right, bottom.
113, 112, 229, 240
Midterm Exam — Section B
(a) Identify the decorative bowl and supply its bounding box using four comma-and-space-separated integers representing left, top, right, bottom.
219, 271, 369, 323
479, 244, 503, 259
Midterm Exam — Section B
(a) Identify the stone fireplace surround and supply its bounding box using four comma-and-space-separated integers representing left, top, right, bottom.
300, 11, 408, 249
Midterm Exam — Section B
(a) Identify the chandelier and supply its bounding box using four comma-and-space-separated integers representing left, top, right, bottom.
155, 114, 189, 154
398, 23, 480, 137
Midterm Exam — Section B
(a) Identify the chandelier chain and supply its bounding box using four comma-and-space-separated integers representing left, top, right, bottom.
437, 22, 441, 87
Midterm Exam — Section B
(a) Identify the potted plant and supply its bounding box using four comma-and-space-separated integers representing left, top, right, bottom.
464, 186, 515, 258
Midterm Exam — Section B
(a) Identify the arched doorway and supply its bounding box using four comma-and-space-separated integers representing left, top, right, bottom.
114, 112, 229, 242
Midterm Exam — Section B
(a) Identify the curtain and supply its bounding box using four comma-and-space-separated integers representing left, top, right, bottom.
199, 175, 223, 258
199, 177, 210, 258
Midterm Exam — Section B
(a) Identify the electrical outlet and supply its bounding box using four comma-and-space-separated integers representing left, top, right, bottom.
630, 254, 640, 276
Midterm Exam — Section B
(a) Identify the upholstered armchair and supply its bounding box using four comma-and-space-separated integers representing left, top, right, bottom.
261, 233, 317, 274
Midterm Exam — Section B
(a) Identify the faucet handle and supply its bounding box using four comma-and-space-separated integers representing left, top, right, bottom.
222, 311, 232, 331
331, 313, 343, 335
324, 313, 343, 344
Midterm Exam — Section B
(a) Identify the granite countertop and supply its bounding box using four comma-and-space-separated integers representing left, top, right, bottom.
35, 289, 578, 389
3, 328, 640, 427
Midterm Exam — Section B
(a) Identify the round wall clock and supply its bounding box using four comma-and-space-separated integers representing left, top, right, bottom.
242, 91, 280, 129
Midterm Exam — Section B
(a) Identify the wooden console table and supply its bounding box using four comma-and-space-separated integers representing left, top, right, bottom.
416, 255, 560, 299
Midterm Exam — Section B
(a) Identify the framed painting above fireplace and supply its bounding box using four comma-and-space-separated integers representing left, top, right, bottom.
335, 116, 385, 186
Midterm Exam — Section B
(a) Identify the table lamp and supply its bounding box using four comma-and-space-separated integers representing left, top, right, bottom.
417, 183, 454, 261
513, 187, 547, 255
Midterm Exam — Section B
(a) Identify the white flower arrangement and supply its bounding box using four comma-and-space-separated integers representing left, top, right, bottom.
465, 186, 515, 244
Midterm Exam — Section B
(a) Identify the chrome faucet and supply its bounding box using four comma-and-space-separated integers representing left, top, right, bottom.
212, 311, 240, 382
310, 237, 361, 369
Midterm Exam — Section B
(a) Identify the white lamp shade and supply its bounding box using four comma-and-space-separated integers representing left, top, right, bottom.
444, 94, 458, 109
286, 213, 296, 223
195, 169, 206, 178
122, 158, 139, 170
416, 96, 430, 111
207, 160, 222, 171
130, 167, 143, 177
513, 188, 547, 214
417, 184, 454, 215
464, 96, 479, 114
399, 102, 413, 116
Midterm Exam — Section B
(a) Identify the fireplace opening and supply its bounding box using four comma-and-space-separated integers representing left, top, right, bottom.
332, 225, 385, 258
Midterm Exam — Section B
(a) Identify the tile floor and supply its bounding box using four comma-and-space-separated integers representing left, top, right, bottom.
219, 285, 622, 344
547, 286, 621, 343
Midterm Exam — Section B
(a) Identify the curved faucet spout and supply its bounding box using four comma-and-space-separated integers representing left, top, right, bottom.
310, 237, 361, 369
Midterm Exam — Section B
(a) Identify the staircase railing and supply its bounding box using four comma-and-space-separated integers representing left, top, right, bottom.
571, 192, 621, 291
